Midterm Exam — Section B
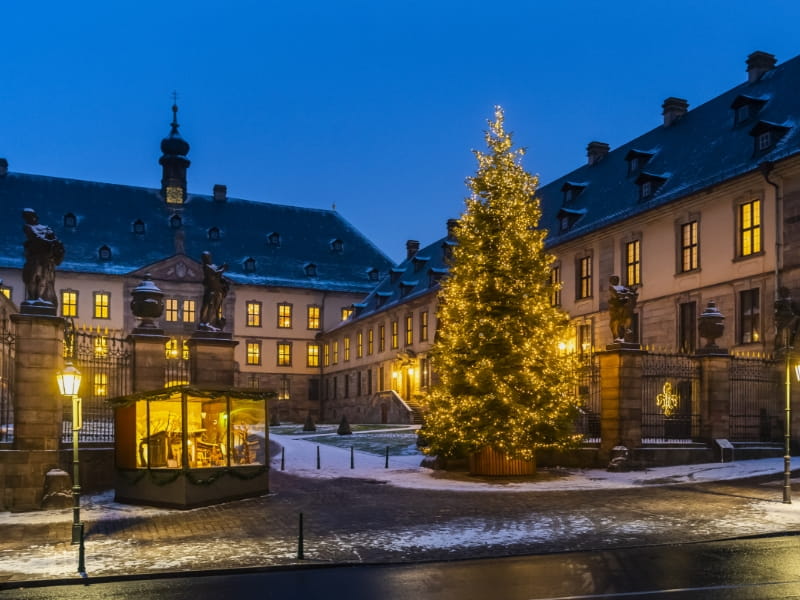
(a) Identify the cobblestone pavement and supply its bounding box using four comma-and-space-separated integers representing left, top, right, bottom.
2, 467, 800, 583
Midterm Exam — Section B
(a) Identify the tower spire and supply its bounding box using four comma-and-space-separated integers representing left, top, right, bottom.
159, 93, 190, 205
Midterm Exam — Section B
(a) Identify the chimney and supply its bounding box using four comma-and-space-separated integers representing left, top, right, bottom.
746, 51, 777, 83
406, 239, 420, 259
446, 219, 458, 237
662, 97, 689, 127
0, 158, 7, 177
213, 184, 227, 202
586, 141, 610, 165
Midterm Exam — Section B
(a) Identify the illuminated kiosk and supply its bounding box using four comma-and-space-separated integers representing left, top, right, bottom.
111, 385, 273, 508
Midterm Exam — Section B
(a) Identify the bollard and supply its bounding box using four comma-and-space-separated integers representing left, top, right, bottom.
77, 524, 86, 574
316, 445, 321, 469
281, 447, 285, 471
385, 446, 389, 469
350, 446, 354, 469
297, 512, 304, 560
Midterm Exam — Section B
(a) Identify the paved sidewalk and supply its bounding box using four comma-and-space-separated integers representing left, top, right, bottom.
2, 433, 800, 584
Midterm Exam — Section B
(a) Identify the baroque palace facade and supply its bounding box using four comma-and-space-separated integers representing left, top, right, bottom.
2, 50, 800, 429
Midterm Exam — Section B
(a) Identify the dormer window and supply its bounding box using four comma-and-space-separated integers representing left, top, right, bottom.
400, 281, 417, 297
389, 267, 404, 283
132, 219, 146, 235
267, 232, 281, 247
625, 150, 654, 175
208, 227, 220, 240
304, 263, 317, 277
428, 268, 447, 287
635, 172, 667, 201
731, 94, 767, 126
329, 238, 343, 253
98, 245, 112, 261
243, 257, 256, 272
367, 268, 379, 281
749, 120, 790, 154
169, 214, 182, 229
376, 291, 392, 307
556, 207, 586, 233
560, 182, 586, 204
63, 213, 77, 228
413, 255, 429, 272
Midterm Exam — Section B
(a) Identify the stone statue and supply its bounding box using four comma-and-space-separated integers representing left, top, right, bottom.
199, 251, 230, 331
774, 286, 800, 351
608, 275, 638, 343
21, 208, 64, 311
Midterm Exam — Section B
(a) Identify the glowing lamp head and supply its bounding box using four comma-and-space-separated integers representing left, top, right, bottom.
57, 362, 82, 397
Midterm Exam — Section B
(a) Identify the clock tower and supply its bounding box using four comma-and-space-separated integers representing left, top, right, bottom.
159, 102, 190, 204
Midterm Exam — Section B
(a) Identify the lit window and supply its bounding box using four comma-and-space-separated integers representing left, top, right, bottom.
278, 303, 292, 328
324, 343, 330, 366
61, 290, 78, 317
357, 331, 363, 358
405, 314, 413, 346
739, 288, 760, 344
94, 336, 108, 357
341, 307, 353, 321
391, 320, 399, 349
740, 200, 762, 256
165, 186, 183, 205
277, 342, 292, 366
625, 240, 641, 286
549, 267, 561, 307
333, 341, 339, 364
0, 286, 10, 300
246, 341, 262, 366
420, 311, 429, 341
307, 305, 321, 329
94, 292, 110, 319
379, 324, 386, 352
93, 372, 108, 397
577, 256, 592, 300
343, 336, 351, 361
279, 377, 290, 400
165, 298, 179, 322
307, 343, 320, 367
368, 328, 374, 354
680, 222, 699, 272
247, 301, 262, 327
165, 337, 189, 361
182, 300, 195, 323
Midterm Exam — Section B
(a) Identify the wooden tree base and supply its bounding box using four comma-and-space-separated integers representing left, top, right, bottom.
469, 447, 536, 476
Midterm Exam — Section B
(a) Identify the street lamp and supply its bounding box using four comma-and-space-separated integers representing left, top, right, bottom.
782, 352, 800, 504
56, 362, 83, 543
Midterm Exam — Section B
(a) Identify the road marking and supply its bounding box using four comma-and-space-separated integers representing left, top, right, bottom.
536, 578, 800, 599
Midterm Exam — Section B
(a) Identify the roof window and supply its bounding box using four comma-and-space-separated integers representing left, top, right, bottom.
63, 213, 77, 228
749, 120, 790, 154
556, 207, 585, 233
304, 263, 317, 277
267, 232, 281, 247
400, 281, 418, 297
330, 238, 343, 253
625, 150, 654, 175
208, 227, 220, 240
98, 245, 112, 261
243, 257, 256, 272
635, 172, 667, 201
169, 213, 182, 229
560, 182, 586, 204
367, 268, 379, 282
132, 219, 146, 235
389, 267, 404, 283
731, 95, 767, 126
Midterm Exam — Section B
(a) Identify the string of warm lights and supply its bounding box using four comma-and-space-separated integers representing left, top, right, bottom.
422, 106, 580, 463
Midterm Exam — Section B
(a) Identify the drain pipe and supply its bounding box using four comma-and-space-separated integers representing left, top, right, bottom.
760, 161, 781, 297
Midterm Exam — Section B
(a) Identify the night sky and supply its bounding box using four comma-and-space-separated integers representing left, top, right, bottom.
3, 1, 799, 262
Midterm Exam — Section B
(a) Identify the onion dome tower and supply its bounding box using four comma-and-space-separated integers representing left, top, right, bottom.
159, 101, 191, 204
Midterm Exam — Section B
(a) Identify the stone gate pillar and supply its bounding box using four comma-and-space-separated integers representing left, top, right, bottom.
599, 346, 645, 462
188, 332, 239, 387
697, 353, 732, 442
129, 332, 169, 392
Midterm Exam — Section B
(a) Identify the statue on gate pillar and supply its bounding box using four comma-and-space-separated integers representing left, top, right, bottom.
21, 208, 64, 315
608, 275, 638, 343
198, 251, 230, 332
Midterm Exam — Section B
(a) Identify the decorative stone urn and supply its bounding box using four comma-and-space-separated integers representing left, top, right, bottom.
130, 274, 164, 330
698, 300, 725, 350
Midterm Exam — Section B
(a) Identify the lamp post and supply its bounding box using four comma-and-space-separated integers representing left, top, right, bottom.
781, 352, 800, 504
56, 362, 83, 543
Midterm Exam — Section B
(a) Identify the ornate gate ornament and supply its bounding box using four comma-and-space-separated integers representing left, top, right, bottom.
656, 381, 679, 417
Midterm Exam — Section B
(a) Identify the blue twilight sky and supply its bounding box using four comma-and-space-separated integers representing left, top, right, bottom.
2, 1, 799, 263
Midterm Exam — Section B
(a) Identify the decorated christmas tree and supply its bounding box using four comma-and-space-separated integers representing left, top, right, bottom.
423, 107, 579, 463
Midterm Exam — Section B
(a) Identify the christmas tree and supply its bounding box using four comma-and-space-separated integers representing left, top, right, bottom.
423, 107, 579, 463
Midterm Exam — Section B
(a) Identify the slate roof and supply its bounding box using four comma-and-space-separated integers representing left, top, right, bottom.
0, 173, 394, 293
327, 234, 454, 331
538, 53, 800, 246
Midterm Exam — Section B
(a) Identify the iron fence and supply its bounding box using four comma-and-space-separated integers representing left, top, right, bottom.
641, 352, 701, 443
573, 353, 601, 443
0, 312, 14, 444
729, 355, 781, 442
62, 326, 131, 444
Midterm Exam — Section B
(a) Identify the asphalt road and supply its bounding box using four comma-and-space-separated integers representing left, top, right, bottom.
4, 534, 800, 600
